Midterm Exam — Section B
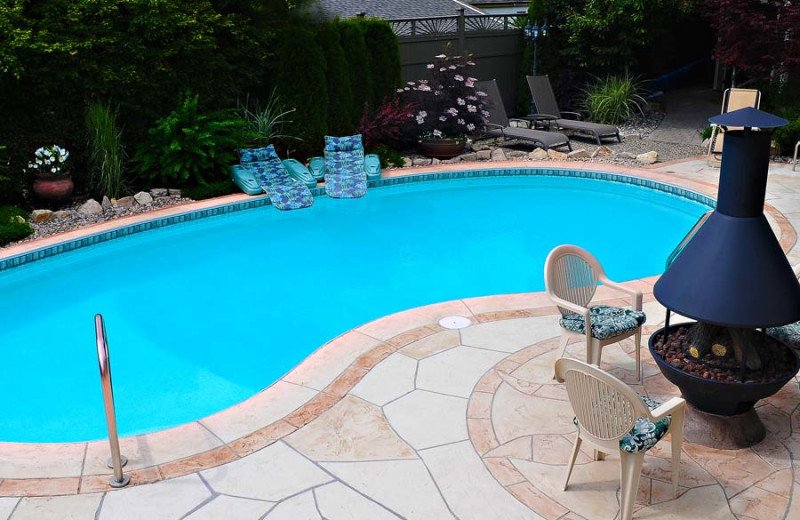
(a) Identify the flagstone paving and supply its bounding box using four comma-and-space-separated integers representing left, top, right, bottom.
1, 159, 800, 519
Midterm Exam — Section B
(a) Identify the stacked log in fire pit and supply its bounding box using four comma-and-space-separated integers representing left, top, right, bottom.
649, 107, 800, 449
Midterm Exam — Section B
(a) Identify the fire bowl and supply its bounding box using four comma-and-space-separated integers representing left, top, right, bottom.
649, 324, 799, 416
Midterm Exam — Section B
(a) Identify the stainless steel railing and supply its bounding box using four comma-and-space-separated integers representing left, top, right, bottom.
95, 314, 130, 488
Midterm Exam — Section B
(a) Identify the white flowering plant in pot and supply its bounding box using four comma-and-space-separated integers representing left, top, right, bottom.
25, 145, 70, 178
399, 53, 489, 142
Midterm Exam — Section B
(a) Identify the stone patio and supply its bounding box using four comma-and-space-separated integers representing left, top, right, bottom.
1, 158, 799, 519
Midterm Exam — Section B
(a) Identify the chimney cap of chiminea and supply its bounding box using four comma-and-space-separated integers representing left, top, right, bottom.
709, 107, 788, 129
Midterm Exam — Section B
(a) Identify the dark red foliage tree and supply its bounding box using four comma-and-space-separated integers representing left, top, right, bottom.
706, 0, 800, 79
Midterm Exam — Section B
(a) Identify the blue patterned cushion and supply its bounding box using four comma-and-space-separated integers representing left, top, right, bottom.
560, 305, 645, 340
574, 394, 670, 453
325, 135, 363, 152
767, 322, 800, 349
238, 145, 280, 163
325, 175, 368, 199
267, 184, 314, 210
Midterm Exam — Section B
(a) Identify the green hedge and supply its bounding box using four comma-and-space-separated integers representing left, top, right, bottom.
339, 20, 374, 128
0, 206, 33, 246
318, 22, 355, 136
361, 19, 402, 107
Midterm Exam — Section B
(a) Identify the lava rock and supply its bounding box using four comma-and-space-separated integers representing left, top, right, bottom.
134, 191, 154, 206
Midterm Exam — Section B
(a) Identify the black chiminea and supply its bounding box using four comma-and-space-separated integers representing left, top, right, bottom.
649, 107, 800, 449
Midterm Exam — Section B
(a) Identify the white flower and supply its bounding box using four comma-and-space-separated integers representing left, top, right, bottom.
465, 79, 475, 88
51, 167, 56, 173
418, 84, 431, 91
467, 61, 476, 66
467, 123, 476, 131
458, 118, 465, 125
416, 117, 425, 124
419, 111, 427, 117
448, 65, 456, 70
426, 63, 435, 69
435, 54, 446, 59
454, 75, 464, 81
467, 95, 477, 101
457, 97, 465, 105
467, 104, 477, 113
397, 88, 404, 93
476, 91, 487, 97
440, 67, 447, 72
447, 107, 458, 116
439, 115, 447, 121
433, 129, 443, 137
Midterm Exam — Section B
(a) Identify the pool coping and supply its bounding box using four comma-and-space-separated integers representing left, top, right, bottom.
0, 160, 795, 497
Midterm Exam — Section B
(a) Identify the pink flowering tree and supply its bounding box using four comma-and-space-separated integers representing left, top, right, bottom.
399, 53, 489, 140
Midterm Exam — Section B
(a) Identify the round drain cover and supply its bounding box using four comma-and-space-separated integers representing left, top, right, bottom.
439, 316, 472, 329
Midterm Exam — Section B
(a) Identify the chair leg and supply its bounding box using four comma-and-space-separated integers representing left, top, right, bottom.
619, 451, 645, 520
589, 340, 602, 366
616, 131, 622, 143
595, 133, 601, 146
635, 329, 642, 382
563, 434, 582, 490
670, 405, 686, 498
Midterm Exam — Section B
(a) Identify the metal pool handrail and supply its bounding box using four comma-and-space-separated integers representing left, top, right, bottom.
95, 314, 130, 488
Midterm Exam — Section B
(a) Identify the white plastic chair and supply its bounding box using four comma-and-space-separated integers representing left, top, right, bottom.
544, 245, 644, 380
555, 358, 686, 520
707, 88, 761, 167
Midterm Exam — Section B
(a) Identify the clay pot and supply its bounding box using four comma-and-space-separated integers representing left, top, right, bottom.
33, 173, 74, 201
417, 138, 467, 159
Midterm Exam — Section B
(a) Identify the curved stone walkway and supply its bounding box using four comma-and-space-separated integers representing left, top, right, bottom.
1, 158, 800, 519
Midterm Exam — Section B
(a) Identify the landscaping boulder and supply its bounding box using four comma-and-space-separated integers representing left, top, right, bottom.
490, 148, 506, 161
529, 148, 549, 161
116, 196, 136, 209
547, 149, 568, 160
624, 133, 641, 141
53, 210, 75, 220
615, 152, 637, 161
476, 150, 492, 161
78, 199, 103, 216
101, 196, 112, 211
150, 188, 168, 198
168, 188, 182, 197
30, 209, 54, 223
592, 145, 614, 158
134, 191, 154, 206
636, 151, 659, 165
568, 149, 591, 160
507, 150, 527, 160
412, 157, 431, 167
431, 158, 440, 165
458, 152, 477, 162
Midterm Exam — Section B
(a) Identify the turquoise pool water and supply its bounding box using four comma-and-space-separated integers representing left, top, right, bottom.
0, 173, 710, 443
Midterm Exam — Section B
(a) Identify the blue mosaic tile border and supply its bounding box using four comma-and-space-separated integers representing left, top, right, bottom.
0, 167, 715, 273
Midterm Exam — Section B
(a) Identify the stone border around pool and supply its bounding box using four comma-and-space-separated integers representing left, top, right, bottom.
0, 160, 794, 497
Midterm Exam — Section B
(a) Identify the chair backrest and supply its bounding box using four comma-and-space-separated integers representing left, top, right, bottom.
544, 245, 605, 316
711, 88, 761, 154
526, 75, 561, 117
555, 358, 649, 444
475, 79, 509, 128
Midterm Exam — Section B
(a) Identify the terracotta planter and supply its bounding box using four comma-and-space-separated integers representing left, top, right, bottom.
417, 138, 467, 159
33, 173, 74, 201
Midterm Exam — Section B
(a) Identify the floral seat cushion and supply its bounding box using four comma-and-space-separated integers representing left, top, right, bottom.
560, 305, 645, 340
325, 175, 368, 199
767, 321, 800, 349
244, 161, 313, 210
574, 394, 670, 453
238, 145, 280, 163
325, 134, 363, 152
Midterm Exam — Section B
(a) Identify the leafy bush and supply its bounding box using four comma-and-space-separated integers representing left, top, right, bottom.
86, 101, 126, 199
773, 108, 800, 156
339, 20, 373, 127
357, 97, 416, 149
701, 125, 713, 141
133, 93, 245, 187
0, 206, 33, 246
272, 26, 328, 157
581, 74, 648, 125
361, 19, 402, 107
318, 22, 355, 136
182, 179, 238, 200
238, 90, 298, 148
368, 146, 406, 169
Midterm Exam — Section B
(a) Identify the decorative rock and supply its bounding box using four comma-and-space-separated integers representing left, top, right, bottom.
116, 196, 136, 209
591, 145, 613, 158
547, 149, 568, 160
12, 215, 25, 224
78, 199, 103, 216
636, 151, 659, 165
474, 144, 492, 152
624, 133, 642, 141
431, 158, 441, 165
31, 209, 54, 223
101, 196, 111, 211
567, 149, 591, 160
412, 157, 431, 167
459, 152, 477, 162
528, 148, 549, 161
476, 150, 492, 161
168, 188, 182, 197
507, 150, 527, 160
614, 152, 637, 161
134, 191, 154, 206
150, 188, 168, 198
53, 210, 75, 220
490, 149, 506, 161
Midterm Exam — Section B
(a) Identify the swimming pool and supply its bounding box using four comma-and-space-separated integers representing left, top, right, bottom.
0, 170, 711, 442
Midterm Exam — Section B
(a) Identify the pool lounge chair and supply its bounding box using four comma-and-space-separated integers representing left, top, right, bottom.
526, 75, 621, 145
476, 79, 571, 151
707, 88, 761, 167
323, 134, 369, 199
232, 145, 313, 210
